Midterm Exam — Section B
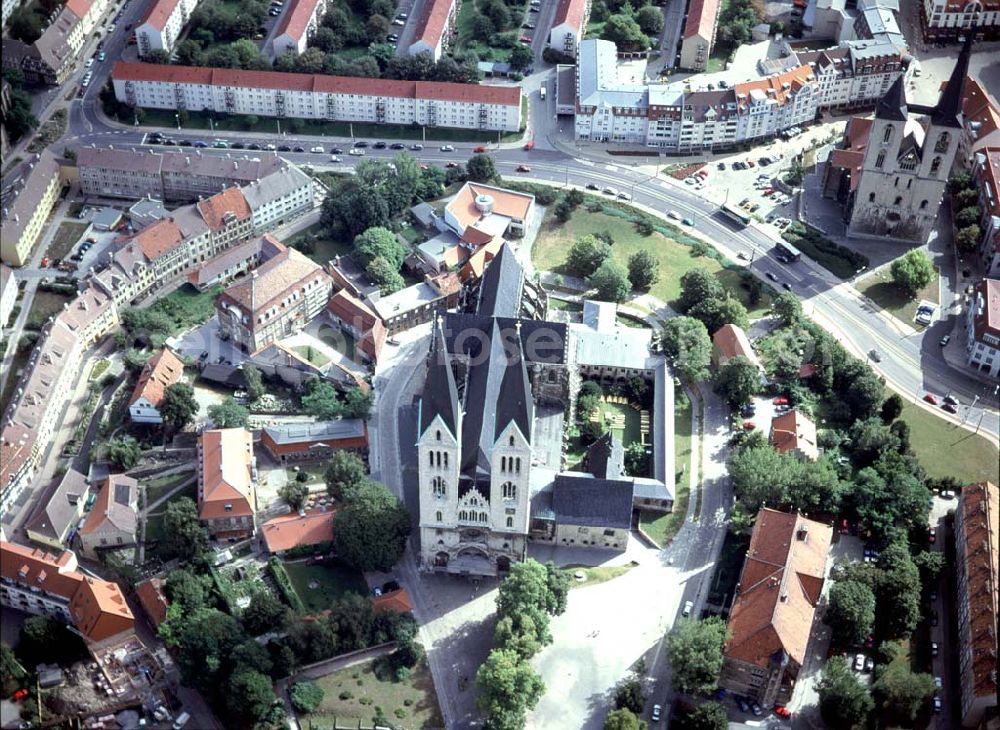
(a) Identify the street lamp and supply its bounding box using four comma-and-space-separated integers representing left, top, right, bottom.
175, 113, 181, 130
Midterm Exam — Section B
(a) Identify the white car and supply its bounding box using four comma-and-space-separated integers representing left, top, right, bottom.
330, 155, 341, 162
349, 148, 365, 156
651, 704, 662, 722
85, 58, 94, 68
440, 144, 455, 152
310, 145, 324, 153
264, 143, 276, 151
392, 17, 404, 24
667, 210, 680, 220
107, 23, 116, 32
682, 600, 694, 617
854, 653, 866, 672
684, 177, 696, 185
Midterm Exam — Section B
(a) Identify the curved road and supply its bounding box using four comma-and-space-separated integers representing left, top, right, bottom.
60, 91, 1000, 439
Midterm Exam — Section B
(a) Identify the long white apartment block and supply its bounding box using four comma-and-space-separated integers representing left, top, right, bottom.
112, 63, 523, 132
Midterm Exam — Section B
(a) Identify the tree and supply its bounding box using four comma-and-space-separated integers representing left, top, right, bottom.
679, 268, 724, 312
772, 292, 802, 325
688, 295, 749, 334
715, 355, 760, 406
207, 396, 249, 428
614, 679, 644, 714
279, 479, 310, 510
849, 417, 901, 466
889, 249, 935, 297
627, 250, 659, 291
590, 259, 632, 302
19, 616, 86, 666
567, 234, 612, 278
660, 316, 712, 381
817, 657, 873, 729
367, 256, 406, 294
636, 5, 664, 35
325, 450, 368, 498
302, 379, 343, 420
495, 559, 567, 651
955, 224, 981, 252
873, 662, 935, 724
664, 617, 728, 695
163, 497, 209, 560
825, 580, 875, 647
242, 589, 287, 636
476, 648, 545, 730
290, 680, 324, 713
354, 226, 407, 270
106, 436, 142, 470
601, 13, 649, 50
467, 153, 498, 183
160, 383, 199, 431
874, 538, 922, 639
955, 206, 980, 228
227, 669, 277, 725
333, 479, 410, 570
8, 9, 43, 42
165, 608, 245, 687
677, 701, 728, 730
728, 445, 796, 509
880, 393, 903, 424
509, 42, 534, 71
165, 568, 209, 612
243, 363, 265, 401
604, 708, 644, 730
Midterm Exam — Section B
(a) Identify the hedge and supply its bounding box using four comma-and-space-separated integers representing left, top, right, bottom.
283, 541, 334, 560
268, 557, 305, 613
782, 222, 869, 280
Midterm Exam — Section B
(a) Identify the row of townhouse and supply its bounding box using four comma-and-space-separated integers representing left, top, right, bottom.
1, 0, 113, 84
77, 146, 288, 203
111, 62, 523, 132
974, 147, 1000, 278
573, 36, 905, 150
272, 0, 328, 58
0, 151, 67, 266
408, 0, 458, 61
921, 0, 1000, 42
135, 0, 203, 57
0, 286, 119, 511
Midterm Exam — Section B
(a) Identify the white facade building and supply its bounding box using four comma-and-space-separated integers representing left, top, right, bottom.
113, 62, 522, 132
241, 165, 314, 232
271, 0, 327, 58
0, 264, 16, 328
965, 278, 1000, 379
408, 0, 457, 60
136, 0, 202, 56
548, 0, 589, 58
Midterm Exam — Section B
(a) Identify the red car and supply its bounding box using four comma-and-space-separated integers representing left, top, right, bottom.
774, 706, 792, 719
473, 145, 486, 153
40, 256, 50, 267
942, 403, 957, 414
524, 140, 535, 150
742, 421, 755, 430
773, 397, 789, 406
516, 164, 531, 172
923, 393, 939, 405
929, 527, 937, 543
12, 689, 28, 701
520, 35, 531, 43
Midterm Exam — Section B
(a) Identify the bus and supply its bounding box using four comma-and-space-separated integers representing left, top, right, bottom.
774, 241, 802, 263
719, 203, 751, 227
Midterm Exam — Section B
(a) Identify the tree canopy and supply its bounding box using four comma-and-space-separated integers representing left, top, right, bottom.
476, 648, 546, 730
825, 579, 876, 648
714, 355, 760, 406
207, 396, 249, 428
590, 259, 632, 303
163, 497, 209, 561
567, 234, 612, 278
889, 249, 935, 297
665, 617, 728, 695
627, 249, 660, 291
660, 316, 712, 381
325, 450, 369, 498
467, 153, 498, 183
332, 479, 410, 571
817, 657, 873, 729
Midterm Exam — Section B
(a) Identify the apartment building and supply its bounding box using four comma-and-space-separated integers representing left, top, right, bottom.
974, 149, 1000, 278
128, 348, 185, 423
272, 0, 327, 58
136, 0, 203, 57
78, 474, 140, 558
954, 481, 998, 728
240, 164, 314, 233
2, 0, 22, 28
1, 541, 135, 647
216, 245, 333, 352
408, 0, 457, 60
0, 264, 16, 328
720, 509, 832, 706
957, 79, 1000, 165
112, 62, 523, 132
188, 233, 286, 290
197, 428, 257, 539
679, 0, 721, 71
77, 146, 287, 203
548, 0, 590, 58
196, 186, 253, 252
371, 271, 461, 335
920, 0, 999, 42
965, 278, 1000, 378
1, 151, 65, 266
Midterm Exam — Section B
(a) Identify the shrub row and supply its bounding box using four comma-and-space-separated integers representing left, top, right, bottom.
267, 557, 306, 613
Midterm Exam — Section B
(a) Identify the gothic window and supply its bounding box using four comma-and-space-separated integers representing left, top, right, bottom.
869, 192, 876, 202
515, 458, 521, 474
436, 430, 441, 441
894, 177, 899, 187
908, 179, 912, 189
894, 196, 902, 205
882, 124, 893, 144
428, 452, 434, 467
502, 482, 516, 501
509, 435, 515, 446
934, 131, 950, 153
443, 452, 448, 468
930, 156, 942, 176
479, 511, 488, 522
459, 510, 468, 521
506, 516, 514, 528
875, 151, 885, 169
920, 199, 929, 209
899, 153, 917, 172
436, 511, 443, 521
432, 476, 446, 497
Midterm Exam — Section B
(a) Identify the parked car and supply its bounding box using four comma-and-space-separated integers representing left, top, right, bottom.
516, 165, 531, 172
934, 676, 943, 689
923, 393, 938, 405
617, 192, 631, 201
410, 143, 424, 150
310, 145, 324, 153
751, 703, 762, 717
736, 697, 749, 713
864, 657, 874, 673
774, 706, 791, 719
741, 404, 755, 417
773, 397, 789, 406
682, 218, 694, 226
586, 183, 600, 190
868, 349, 881, 362
439, 144, 455, 152
928, 527, 936, 543
349, 148, 365, 156
651, 704, 661, 722
354, 140, 369, 147
682, 601, 694, 617
717, 162, 726, 170
390, 142, 406, 149
473, 145, 486, 153
742, 421, 755, 431
602, 186, 617, 195
373, 141, 387, 149
940, 333, 951, 347
933, 696, 943, 713
930, 610, 939, 626
445, 161, 458, 168
839, 518, 850, 534
930, 642, 939, 657
943, 393, 959, 406
853, 654, 866, 672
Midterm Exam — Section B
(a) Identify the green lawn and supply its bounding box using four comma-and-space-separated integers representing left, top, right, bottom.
45, 221, 89, 260
143, 471, 196, 506
566, 561, 638, 588
855, 266, 940, 326
142, 284, 222, 336
25, 291, 72, 330
639, 391, 693, 547
581, 398, 644, 446
282, 560, 368, 613
898, 394, 999, 484
307, 657, 443, 728
548, 298, 583, 312
532, 208, 772, 315
285, 223, 352, 265
291, 345, 331, 368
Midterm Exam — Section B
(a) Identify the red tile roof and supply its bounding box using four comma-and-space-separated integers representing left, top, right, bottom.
326, 290, 386, 362
371, 588, 414, 613
275, 0, 323, 41
196, 187, 251, 231
0, 541, 134, 643
552, 0, 587, 31
770, 410, 818, 460
712, 323, 755, 361
734, 65, 815, 112
961, 78, 1000, 145
112, 62, 521, 107
132, 218, 186, 261
972, 278, 1000, 344
139, 0, 181, 31
956, 482, 998, 702
413, 0, 455, 50
129, 348, 184, 409
725, 510, 832, 669
261, 508, 335, 553
135, 577, 169, 627
198, 428, 255, 521
683, 0, 720, 40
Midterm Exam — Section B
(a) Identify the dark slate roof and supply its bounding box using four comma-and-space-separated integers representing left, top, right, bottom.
876, 76, 908, 122
476, 245, 522, 318
585, 432, 625, 479
25, 469, 88, 540
199, 364, 248, 389
931, 34, 971, 129
632, 477, 672, 502
441, 314, 567, 365
420, 320, 460, 438
552, 473, 634, 529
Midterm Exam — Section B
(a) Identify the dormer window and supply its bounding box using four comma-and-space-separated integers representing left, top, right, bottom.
224, 503, 233, 511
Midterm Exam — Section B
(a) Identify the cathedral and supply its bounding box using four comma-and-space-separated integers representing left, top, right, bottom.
842, 38, 970, 243
415, 245, 567, 576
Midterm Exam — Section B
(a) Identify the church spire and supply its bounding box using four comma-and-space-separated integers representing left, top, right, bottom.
876, 76, 908, 122
931, 34, 972, 129
419, 318, 460, 438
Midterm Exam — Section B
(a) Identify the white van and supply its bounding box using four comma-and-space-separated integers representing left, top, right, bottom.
172, 711, 191, 729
